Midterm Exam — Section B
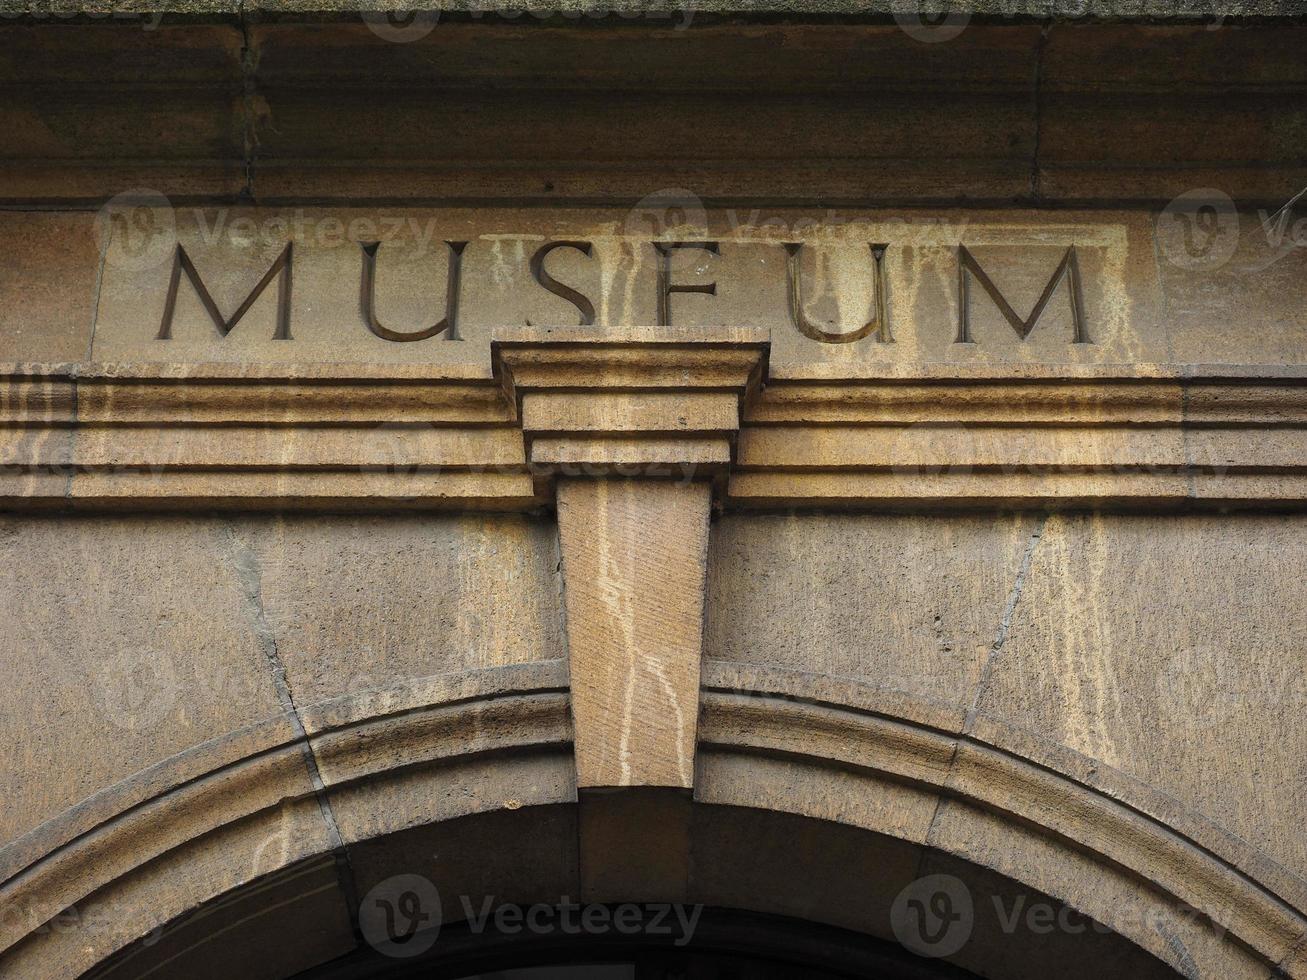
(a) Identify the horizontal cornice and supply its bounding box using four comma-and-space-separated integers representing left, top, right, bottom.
2, 22, 1305, 208
2, 353, 1306, 511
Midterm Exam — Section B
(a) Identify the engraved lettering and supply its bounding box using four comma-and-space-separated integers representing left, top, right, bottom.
530, 241, 596, 326
956, 244, 1089, 344
783, 242, 891, 344
156, 243, 293, 340
360, 240, 468, 342
655, 241, 719, 326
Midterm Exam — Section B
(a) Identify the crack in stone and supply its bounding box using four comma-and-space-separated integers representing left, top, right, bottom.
221, 523, 361, 930
237, 3, 259, 202
1029, 24, 1051, 202
965, 513, 1049, 733
1156, 919, 1201, 979
920, 514, 1050, 860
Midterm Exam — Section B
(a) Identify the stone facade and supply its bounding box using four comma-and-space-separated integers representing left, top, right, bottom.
0, 9, 1305, 979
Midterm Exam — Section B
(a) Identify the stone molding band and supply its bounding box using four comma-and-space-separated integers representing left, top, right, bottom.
2, 330, 1306, 511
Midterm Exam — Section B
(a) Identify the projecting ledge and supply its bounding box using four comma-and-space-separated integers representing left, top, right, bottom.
491, 326, 769, 491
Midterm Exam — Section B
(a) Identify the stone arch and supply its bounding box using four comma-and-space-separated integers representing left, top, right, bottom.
3, 657, 1301, 978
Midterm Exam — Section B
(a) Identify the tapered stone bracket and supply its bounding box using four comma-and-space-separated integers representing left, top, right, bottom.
493, 326, 769, 789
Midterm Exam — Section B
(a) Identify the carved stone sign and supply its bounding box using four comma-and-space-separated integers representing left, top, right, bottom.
88, 205, 1191, 369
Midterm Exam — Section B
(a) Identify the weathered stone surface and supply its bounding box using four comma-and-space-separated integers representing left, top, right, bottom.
226, 515, 565, 708
926, 798, 1268, 977
705, 513, 1045, 709
84, 206, 1166, 366
706, 511, 1307, 884
2, 10, 1305, 980
1157, 211, 1307, 365
495, 325, 765, 497
5, 360, 1306, 512
0, 213, 99, 362
37, 203, 1292, 369
696, 667, 1304, 976
1, 797, 345, 980
0, 516, 294, 844
557, 478, 711, 788
2, 22, 1304, 205
0, 23, 246, 199
915, 836, 1202, 980
325, 751, 576, 845
976, 513, 1307, 883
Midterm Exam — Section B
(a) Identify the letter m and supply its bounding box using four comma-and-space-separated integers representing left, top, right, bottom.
157, 243, 293, 340
956, 244, 1089, 344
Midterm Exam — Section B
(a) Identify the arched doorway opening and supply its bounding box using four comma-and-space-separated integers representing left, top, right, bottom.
83, 798, 1180, 980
